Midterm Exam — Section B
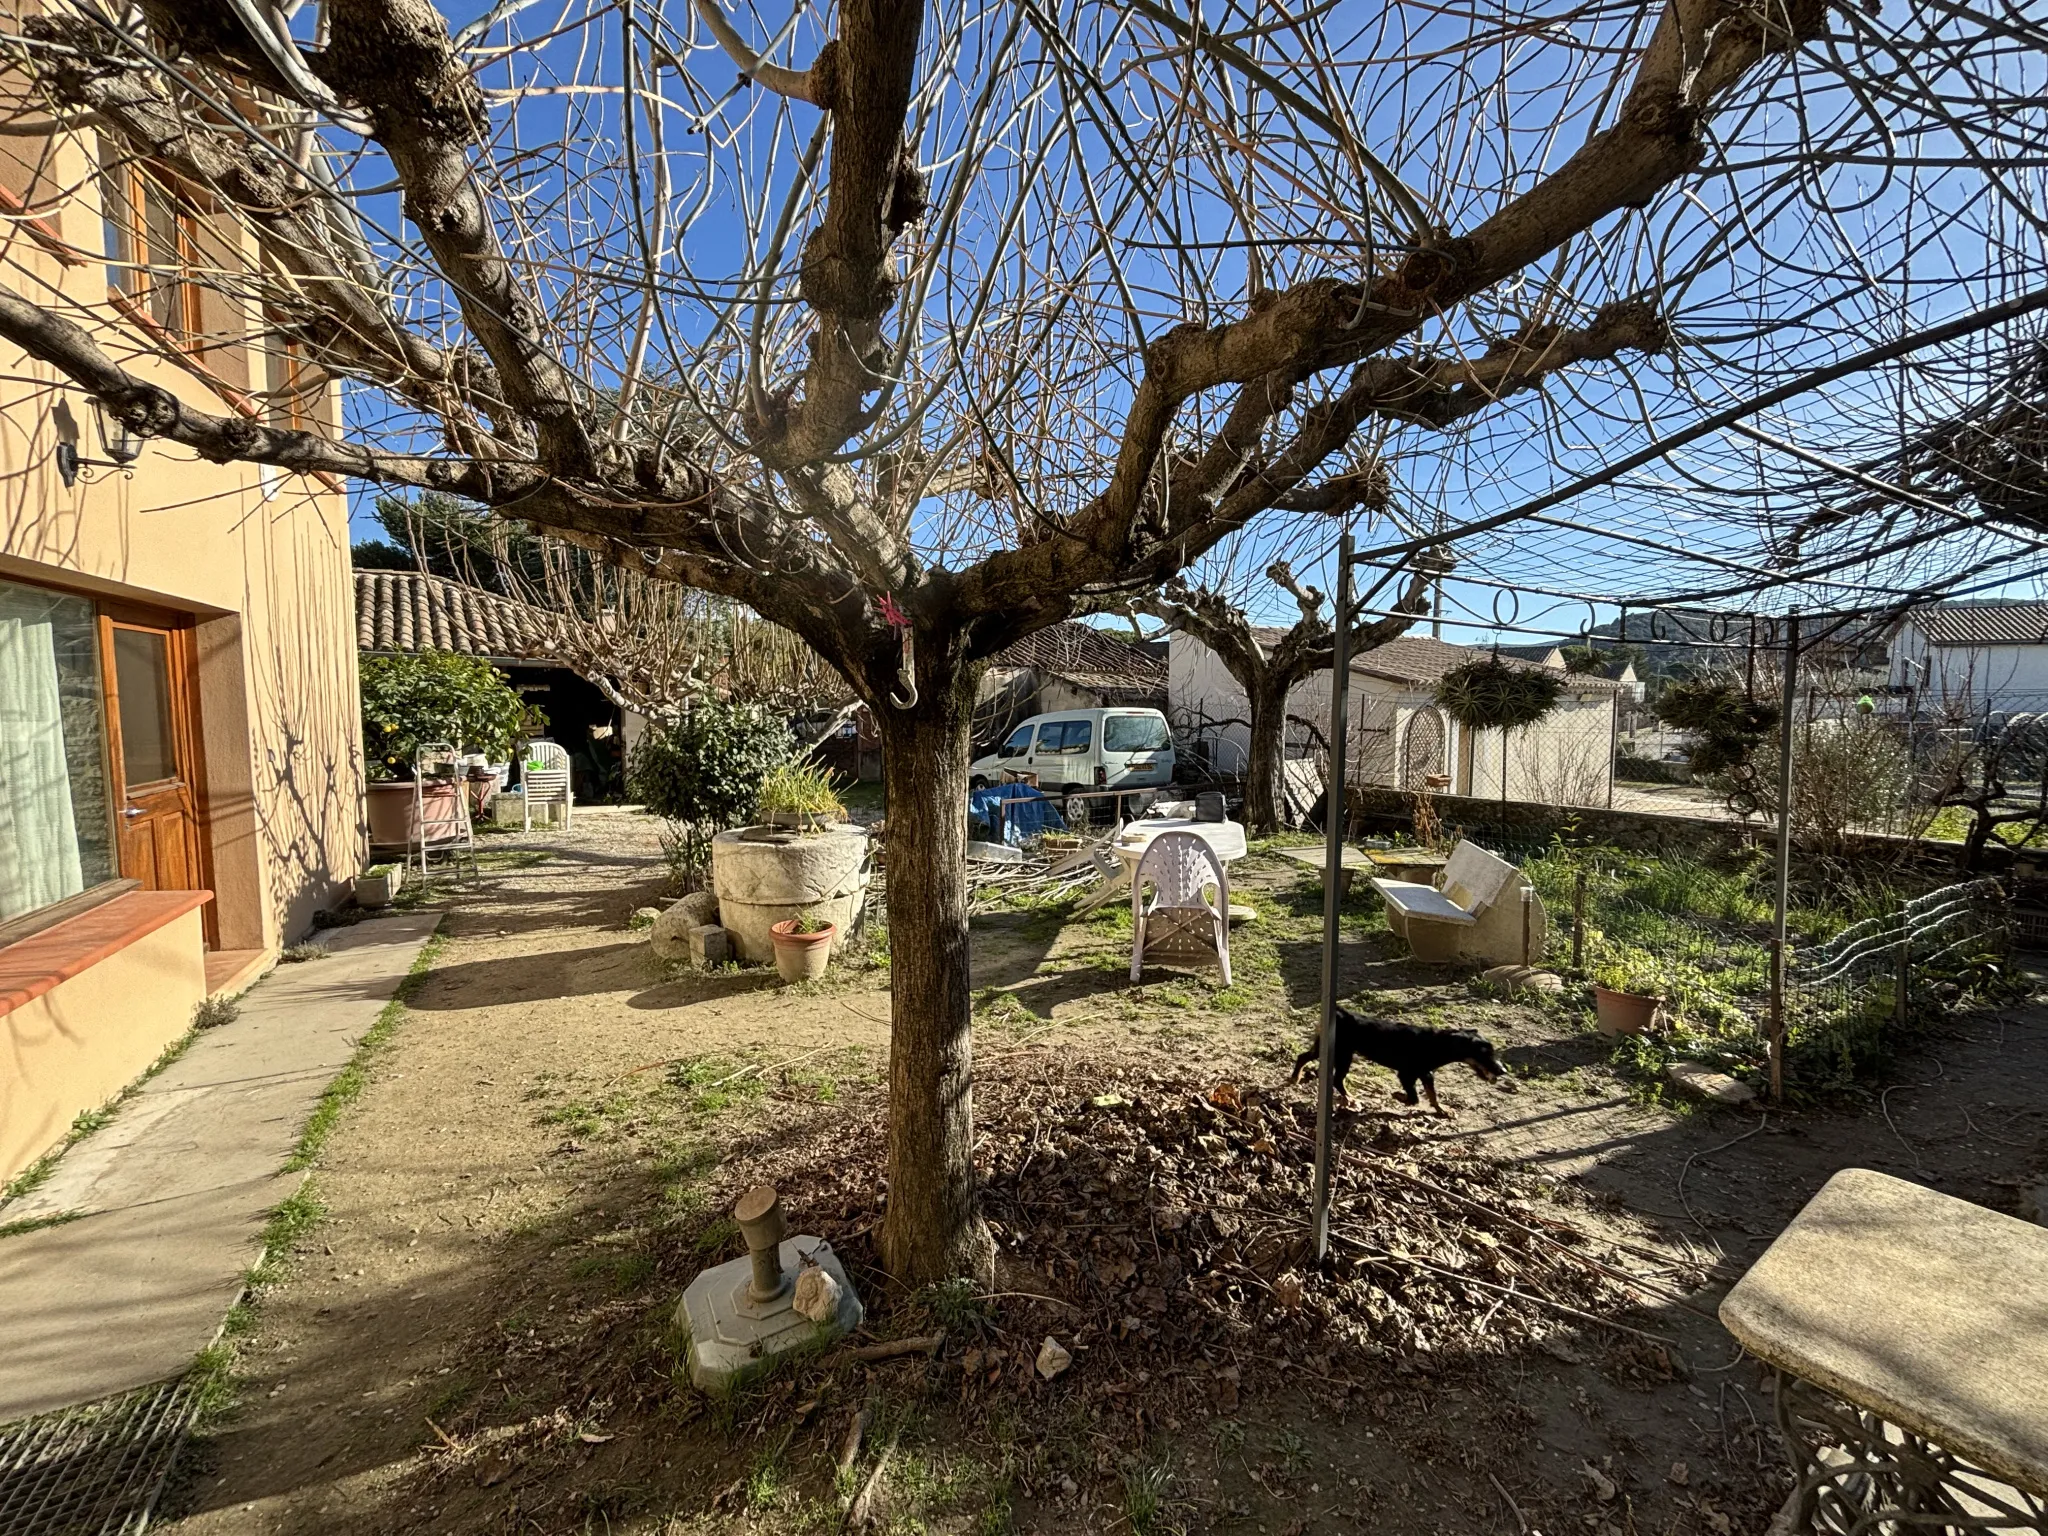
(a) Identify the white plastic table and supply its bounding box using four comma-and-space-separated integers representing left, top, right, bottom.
1074, 818, 1247, 913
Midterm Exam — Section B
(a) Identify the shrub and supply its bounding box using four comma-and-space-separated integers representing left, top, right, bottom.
630, 701, 795, 885
360, 652, 535, 780
629, 700, 795, 826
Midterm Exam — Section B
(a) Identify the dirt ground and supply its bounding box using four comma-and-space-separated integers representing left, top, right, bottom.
158, 808, 2048, 1536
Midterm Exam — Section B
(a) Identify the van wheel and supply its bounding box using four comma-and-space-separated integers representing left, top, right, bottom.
969, 776, 988, 790
1061, 789, 1090, 825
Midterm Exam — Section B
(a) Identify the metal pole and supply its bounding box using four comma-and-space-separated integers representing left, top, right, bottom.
1572, 867, 1587, 972
1312, 533, 1354, 1263
1607, 692, 1618, 810
1770, 611, 1799, 1106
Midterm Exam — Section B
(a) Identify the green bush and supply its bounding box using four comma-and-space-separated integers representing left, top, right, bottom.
360, 652, 534, 780
628, 700, 795, 829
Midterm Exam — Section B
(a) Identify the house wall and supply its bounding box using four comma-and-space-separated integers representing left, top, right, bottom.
1889, 622, 2048, 714
1168, 633, 1617, 803
0, 895, 208, 1183
1466, 695, 1618, 806
0, 127, 362, 956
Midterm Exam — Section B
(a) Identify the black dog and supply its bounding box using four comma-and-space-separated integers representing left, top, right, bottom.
1289, 1008, 1503, 1115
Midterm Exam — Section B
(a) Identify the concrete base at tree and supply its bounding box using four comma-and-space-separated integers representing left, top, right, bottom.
678, 1237, 863, 1393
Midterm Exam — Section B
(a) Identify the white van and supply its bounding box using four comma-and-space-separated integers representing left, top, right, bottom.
968, 707, 1176, 799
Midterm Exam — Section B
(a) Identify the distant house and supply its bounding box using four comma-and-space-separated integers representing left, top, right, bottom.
353, 570, 631, 800
1888, 599, 2048, 716
974, 621, 1167, 739
1170, 631, 1625, 806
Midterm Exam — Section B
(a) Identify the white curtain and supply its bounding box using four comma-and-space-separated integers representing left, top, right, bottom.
0, 609, 86, 921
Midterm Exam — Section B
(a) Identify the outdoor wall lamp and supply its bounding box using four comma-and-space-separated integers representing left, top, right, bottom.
55, 397, 143, 487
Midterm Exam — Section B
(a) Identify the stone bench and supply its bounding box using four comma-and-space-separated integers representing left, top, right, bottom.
1369, 840, 1545, 965
1719, 1168, 2048, 1534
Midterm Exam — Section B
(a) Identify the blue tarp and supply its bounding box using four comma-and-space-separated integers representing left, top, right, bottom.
968, 783, 1067, 845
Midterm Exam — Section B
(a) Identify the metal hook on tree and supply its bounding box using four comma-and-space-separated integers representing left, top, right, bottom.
877, 592, 917, 709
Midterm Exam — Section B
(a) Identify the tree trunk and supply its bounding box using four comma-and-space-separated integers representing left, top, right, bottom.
1243, 680, 1290, 837
875, 686, 996, 1287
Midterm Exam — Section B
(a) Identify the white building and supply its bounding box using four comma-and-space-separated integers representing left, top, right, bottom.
1888, 600, 2048, 717
1168, 631, 1624, 806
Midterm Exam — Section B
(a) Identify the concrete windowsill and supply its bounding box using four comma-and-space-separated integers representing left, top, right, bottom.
0, 890, 214, 1019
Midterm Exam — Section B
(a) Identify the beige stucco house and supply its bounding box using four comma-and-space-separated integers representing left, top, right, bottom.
1169, 630, 1625, 807
1, 121, 361, 1181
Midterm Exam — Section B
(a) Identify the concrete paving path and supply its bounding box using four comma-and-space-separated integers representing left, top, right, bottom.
0, 913, 441, 1423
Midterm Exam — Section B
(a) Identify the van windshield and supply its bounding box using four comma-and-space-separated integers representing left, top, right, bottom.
1105, 714, 1170, 752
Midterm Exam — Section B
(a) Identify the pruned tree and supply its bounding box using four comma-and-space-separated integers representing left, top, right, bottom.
0, 0, 2028, 1282
1140, 552, 1439, 835
1918, 710, 2048, 871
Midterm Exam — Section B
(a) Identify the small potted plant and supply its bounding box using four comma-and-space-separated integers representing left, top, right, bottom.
1590, 947, 1664, 1035
757, 760, 846, 832
355, 863, 403, 908
770, 914, 837, 983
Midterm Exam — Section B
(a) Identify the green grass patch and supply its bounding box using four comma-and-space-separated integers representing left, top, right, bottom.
285, 926, 447, 1171
0, 1209, 84, 1241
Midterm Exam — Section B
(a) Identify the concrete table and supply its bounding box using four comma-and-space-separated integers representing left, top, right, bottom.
1718, 1167, 2048, 1533
1074, 818, 1246, 914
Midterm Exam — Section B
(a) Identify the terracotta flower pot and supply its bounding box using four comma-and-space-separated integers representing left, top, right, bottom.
771, 918, 836, 984
1593, 983, 1662, 1036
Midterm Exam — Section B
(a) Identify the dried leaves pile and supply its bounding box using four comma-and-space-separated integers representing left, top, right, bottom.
712, 1056, 1699, 1418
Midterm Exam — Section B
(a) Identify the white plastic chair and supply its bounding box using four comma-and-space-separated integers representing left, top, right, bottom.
1130, 830, 1232, 985
522, 739, 574, 830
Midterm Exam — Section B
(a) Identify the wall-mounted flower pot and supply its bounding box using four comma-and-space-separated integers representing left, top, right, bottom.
1593, 984, 1662, 1036
771, 919, 836, 984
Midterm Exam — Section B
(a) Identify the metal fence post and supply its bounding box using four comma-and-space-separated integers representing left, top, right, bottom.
1312, 533, 1354, 1264
1572, 867, 1587, 972
1770, 612, 1799, 1107
1896, 925, 1910, 1032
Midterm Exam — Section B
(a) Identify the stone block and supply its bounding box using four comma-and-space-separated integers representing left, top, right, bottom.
651, 890, 721, 961
688, 924, 730, 966
1481, 964, 1563, 997
1666, 1061, 1757, 1105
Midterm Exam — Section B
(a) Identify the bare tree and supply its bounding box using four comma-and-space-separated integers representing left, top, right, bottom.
0, 0, 2030, 1281
1141, 551, 1438, 835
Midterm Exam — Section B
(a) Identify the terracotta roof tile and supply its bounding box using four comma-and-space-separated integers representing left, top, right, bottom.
354, 570, 558, 660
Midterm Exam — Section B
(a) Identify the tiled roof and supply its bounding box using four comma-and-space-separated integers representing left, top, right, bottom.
1907, 600, 2048, 648
995, 621, 1165, 686
354, 570, 558, 659
1246, 628, 1622, 690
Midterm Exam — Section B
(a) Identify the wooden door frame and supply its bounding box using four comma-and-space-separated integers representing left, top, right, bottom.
98, 601, 216, 945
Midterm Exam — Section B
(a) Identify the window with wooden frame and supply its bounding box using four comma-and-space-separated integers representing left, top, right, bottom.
98, 139, 204, 339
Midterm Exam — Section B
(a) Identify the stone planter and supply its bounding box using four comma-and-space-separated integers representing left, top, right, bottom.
771, 919, 836, 983
1593, 984, 1662, 1036
711, 824, 868, 964
355, 866, 403, 908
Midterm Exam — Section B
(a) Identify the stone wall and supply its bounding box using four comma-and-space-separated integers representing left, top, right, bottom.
1344, 785, 1982, 876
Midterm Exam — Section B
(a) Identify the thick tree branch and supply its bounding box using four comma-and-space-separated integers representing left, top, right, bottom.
690, 0, 840, 107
